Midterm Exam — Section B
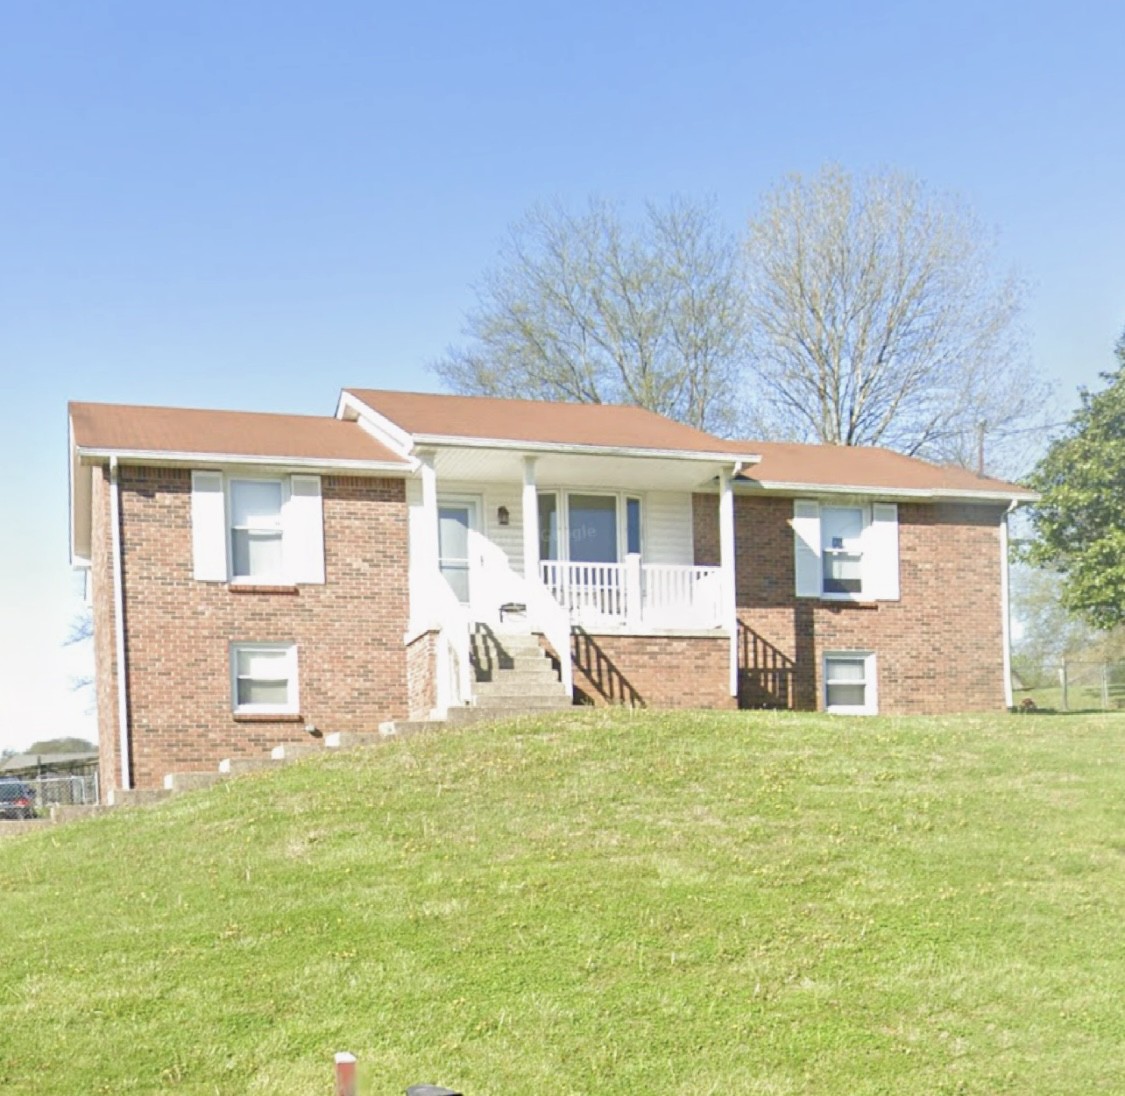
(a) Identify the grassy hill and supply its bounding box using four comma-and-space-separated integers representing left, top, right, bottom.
2, 709, 1124, 1095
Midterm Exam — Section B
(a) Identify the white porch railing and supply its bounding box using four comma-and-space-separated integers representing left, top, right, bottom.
540, 556, 723, 629
538, 561, 625, 621
643, 563, 723, 628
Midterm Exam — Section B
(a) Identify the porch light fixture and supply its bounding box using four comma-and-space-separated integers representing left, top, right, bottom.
497, 505, 510, 526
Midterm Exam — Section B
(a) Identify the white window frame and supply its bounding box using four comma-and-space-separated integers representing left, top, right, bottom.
823, 651, 877, 715
192, 469, 325, 586
227, 476, 287, 584
820, 503, 868, 600
794, 498, 899, 602
537, 490, 644, 562
230, 642, 299, 716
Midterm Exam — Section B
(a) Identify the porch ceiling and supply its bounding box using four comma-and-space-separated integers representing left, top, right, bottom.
431, 445, 728, 491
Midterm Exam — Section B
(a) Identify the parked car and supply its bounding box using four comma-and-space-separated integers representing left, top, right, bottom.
0, 780, 37, 820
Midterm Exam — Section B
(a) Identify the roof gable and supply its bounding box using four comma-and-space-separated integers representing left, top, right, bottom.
341, 388, 741, 456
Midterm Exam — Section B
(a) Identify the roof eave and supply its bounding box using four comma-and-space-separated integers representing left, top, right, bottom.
69, 412, 92, 566
410, 433, 760, 464
735, 478, 1037, 503
74, 446, 411, 475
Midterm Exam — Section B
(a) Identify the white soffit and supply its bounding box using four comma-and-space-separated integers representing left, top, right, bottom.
432, 446, 730, 491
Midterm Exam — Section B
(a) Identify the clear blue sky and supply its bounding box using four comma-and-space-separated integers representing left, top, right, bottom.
1, 0, 1122, 753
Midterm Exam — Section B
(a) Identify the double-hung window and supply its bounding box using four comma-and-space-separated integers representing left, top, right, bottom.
793, 499, 900, 601
231, 643, 299, 715
820, 506, 865, 595
191, 471, 325, 585
824, 652, 877, 714
229, 479, 284, 581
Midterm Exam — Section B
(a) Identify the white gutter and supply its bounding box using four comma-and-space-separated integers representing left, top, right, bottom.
718, 466, 739, 697
407, 433, 759, 464
1000, 500, 1017, 709
76, 447, 410, 474
734, 479, 1036, 504
108, 456, 132, 790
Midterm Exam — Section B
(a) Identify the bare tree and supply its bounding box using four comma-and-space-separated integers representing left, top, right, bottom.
66, 608, 94, 697
743, 165, 1049, 473
434, 197, 748, 435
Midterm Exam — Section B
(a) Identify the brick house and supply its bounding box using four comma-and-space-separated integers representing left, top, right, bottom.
68, 389, 1034, 792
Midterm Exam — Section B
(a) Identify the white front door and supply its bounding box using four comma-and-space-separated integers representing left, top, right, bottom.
437, 499, 480, 609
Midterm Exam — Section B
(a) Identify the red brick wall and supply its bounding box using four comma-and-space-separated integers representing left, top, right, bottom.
568, 630, 736, 709
693, 493, 1009, 714
406, 630, 438, 720
92, 466, 410, 790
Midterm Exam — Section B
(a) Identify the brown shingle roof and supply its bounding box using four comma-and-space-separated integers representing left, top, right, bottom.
731, 439, 1034, 499
345, 388, 1032, 499
343, 388, 741, 454
70, 402, 409, 467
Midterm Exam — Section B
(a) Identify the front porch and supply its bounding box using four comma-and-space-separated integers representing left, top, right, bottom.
404, 446, 741, 718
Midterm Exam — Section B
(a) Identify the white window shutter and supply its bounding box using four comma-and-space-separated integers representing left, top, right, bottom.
191, 471, 227, 581
283, 475, 325, 584
866, 503, 900, 601
793, 499, 822, 598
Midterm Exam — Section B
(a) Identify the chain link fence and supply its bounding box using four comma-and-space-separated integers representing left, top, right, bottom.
29, 773, 100, 812
1013, 660, 1125, 712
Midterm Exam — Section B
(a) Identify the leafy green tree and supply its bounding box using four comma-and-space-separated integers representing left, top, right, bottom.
1009, 564, 1096, 685
1025, 336, 1125, 630
24, 738, 97, 755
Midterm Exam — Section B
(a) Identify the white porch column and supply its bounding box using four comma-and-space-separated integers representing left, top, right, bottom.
418, 449, 440, 579
522, 456, 539, 583
719, 466, 739, 698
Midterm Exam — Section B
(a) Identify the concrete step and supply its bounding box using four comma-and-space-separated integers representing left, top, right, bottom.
472, 638, 546, 655
50, 804, 113, 823
475, 646, 553, 659
468, 693, 573, 710
474, 679, 570, 699
107, 787, 173, 807
473, 664, 561, 685
324, 731, 389, 750
270, 742, 323, 761
163, 771, 226, 793
219, 757, 284, 775
471, 635, 548, 656
377, 720, 440, 739
0, 819, 53, 836
444, 701, 574, 725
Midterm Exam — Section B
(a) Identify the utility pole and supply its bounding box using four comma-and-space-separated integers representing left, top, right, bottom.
976, 420, 987, 476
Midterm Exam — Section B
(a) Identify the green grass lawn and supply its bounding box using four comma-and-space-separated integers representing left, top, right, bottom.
2, 709, 1124, 1095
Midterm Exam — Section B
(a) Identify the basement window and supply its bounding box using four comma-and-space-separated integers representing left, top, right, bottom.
231, 643, 299, 715
823, 652, 877, 715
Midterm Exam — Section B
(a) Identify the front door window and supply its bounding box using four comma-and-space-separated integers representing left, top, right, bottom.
438, 503, 475, 603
